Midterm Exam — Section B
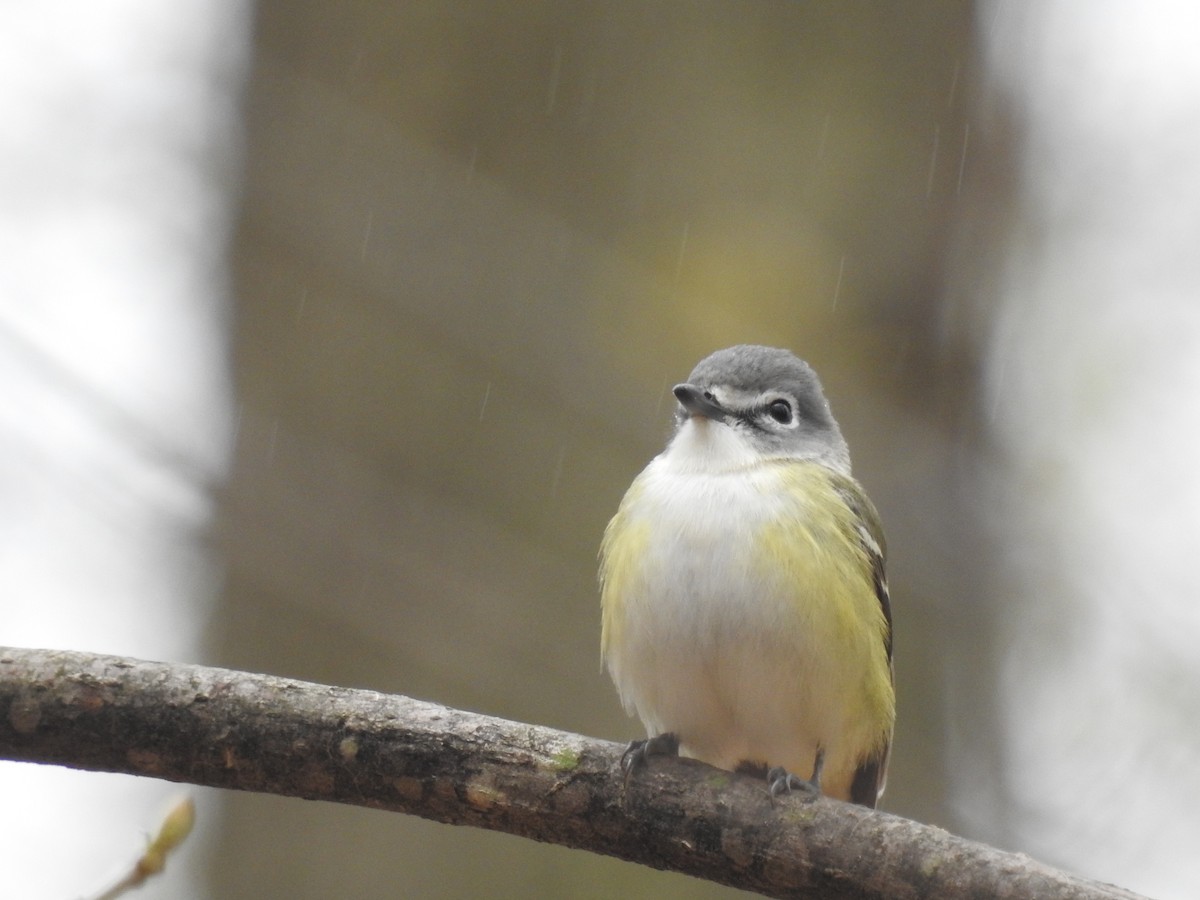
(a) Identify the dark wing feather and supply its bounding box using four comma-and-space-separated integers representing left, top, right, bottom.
833, 476, 894, 808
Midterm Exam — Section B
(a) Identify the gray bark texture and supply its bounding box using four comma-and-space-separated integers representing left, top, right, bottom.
0, 647, 1143, 900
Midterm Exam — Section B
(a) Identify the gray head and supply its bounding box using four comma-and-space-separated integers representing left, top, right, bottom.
670, 345, 850, 473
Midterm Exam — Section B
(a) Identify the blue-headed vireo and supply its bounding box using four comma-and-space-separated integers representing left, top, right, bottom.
600, 345, 893, 807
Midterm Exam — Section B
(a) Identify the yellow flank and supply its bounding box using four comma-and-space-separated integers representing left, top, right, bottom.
598, 489, 649, 661
754, 463, 894, 757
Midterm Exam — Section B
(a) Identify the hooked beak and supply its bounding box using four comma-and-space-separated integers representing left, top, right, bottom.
673, 383, 726, 420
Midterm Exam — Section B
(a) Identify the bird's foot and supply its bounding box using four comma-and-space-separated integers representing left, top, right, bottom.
767, 748, 825, 800
621, 733, 679, 788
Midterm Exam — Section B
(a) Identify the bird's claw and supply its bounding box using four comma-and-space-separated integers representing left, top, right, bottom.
620, 733, 679, 788
767, 748, 825, 800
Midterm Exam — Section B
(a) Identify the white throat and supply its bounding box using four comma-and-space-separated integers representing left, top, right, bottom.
661, 417, 763, 474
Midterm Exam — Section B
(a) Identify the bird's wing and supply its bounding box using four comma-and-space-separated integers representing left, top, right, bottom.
832, 474, 893, 807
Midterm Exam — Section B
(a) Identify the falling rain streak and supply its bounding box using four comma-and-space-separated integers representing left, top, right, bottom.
360, 210, 374, 261
550, 445, 567, 498
546, 45, 563, 115
466, 145, 479, 186
673, 222, 690, 287
266, 419, 280, 464
478, 382, 491, 422
816, 113, 831, 161
832, 255, 846, 311
957, 123, 970, 195
927, 124, 940, 198
653, 375, 671, 423
947, 59, 960, 109
988, 353, 1005, 423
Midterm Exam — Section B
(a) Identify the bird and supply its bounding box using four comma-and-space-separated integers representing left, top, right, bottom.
599, 345, 894, 807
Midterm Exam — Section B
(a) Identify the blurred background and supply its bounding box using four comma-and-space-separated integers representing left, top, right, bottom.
3, 1, 1200, 898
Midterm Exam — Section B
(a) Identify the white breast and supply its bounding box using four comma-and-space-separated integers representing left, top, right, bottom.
602, 418, 869, 793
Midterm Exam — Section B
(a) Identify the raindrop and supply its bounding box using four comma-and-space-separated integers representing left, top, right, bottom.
576, 66, 599, 127
957, 123, 970, 195
550, 445, 567, 498
478, 382, 491, 422
266, 419, 280, 463
832, 255, 846, 311
360, 210, 374, 262
988, 353, 1005, 423
466, 145, 479, 186
673, 222, 690, 287
816, 113, 831, 161
546, 44, 564, 116
653, 375, 671, 423
891, 336, 911, 377
926, 124, 940, 198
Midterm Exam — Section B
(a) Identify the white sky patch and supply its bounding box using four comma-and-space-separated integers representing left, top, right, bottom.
0, 2, 248, 898
980, 2, 1200, 897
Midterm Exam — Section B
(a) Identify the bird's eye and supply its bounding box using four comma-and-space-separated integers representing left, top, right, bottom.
767, 399, 793, 424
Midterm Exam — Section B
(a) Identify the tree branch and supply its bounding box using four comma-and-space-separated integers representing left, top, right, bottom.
0, 647, 1141, 899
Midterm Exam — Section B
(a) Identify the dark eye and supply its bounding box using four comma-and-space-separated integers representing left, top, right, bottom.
767, 399, 793, 424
